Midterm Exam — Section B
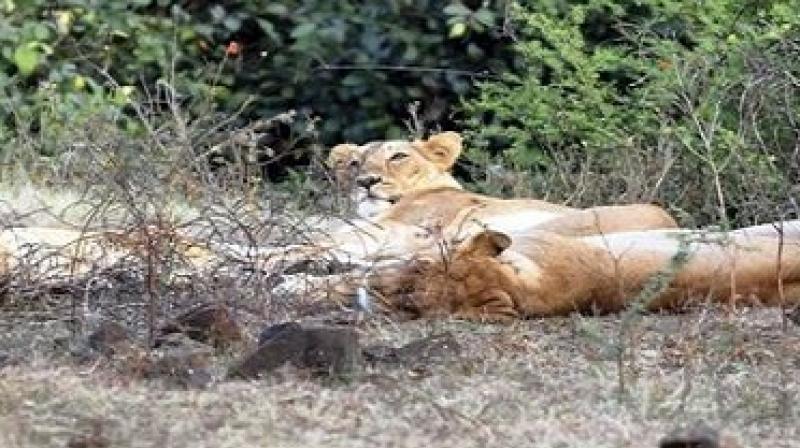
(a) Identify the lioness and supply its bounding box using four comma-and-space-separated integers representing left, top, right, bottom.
0, 226, 214, 278
326, 131, 677, 232
258, 187, 680, 278
327, 132, 463, 217
285, 132, 678, 269
365, 221, 800, 321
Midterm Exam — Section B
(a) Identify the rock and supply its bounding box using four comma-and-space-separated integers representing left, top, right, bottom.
659, 422, 741, 448
364, 332, 461, 366
361, 344, 398, 364
787, 306, 800, 326
145, 333, 214, 388
87, 320, 139, 358
66, 433, 110, 448
69, 340, 99, 365
0, 351, 8, 368
396, 332, 461, 362
66, 419, 110, 448
79, 320, 149, 374
257, 321, 302, 345
228, 323, 361, 380
155, 303, 243, 348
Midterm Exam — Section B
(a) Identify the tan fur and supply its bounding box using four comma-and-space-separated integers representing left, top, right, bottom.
253, 132, 680, 273
0, 227, 111, 276
317, 131, 678, 265
372, 224, 800, 321
383, 188, 677, 237
327, 143, 362, 192
327, 131, 677, 233
357, 134, 463, 202
257, 187, 678, 277
326, 132, 464, 218
327, 143, 361, 170
0, 226, 214, 277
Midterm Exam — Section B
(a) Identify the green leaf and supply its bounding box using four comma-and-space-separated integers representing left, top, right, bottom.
32, 23, 50, 41
256, 19, 280, 42
341, 73, 364, 87
291, 22, 317, 39
54, 10, 74, 35
444, 3, 472, 16
402, 44, 419, 62
209, 5, 225, 21
193, 24, 214, 37
223, 15, 241, 31
266, 3, 289, 16
449, 22, 467, 39
473, 9, 495, 27
466, 43, 484, 59
112, 85, 135, 105
13, 43, 40, 76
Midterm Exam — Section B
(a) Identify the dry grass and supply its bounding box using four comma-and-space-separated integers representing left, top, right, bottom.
0, 182, 205, 229
2, 88, 799, 448
2, 183, 799, 447
1, 178, 798, 447
2, 304, 799, 448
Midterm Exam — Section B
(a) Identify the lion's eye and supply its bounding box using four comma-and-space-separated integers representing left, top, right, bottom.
348, 159, 360, 168
389, 152, 409, 162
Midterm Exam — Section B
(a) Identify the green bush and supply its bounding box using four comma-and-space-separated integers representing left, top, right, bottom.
460, 0, 800, 226
0, 0, 516, 158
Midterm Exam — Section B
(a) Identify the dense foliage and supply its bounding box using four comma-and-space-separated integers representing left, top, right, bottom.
461, 0, 800, 225
2, 0, 798, 226
0, 0, 514, 150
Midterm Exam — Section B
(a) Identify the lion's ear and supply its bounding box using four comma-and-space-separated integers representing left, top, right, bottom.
327, 143, 359, 168
414, 131, 462, 171
463, 230, 511, 257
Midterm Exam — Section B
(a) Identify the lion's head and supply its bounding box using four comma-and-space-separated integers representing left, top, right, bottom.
327, 132, 464, 217
370, 229, 522, 321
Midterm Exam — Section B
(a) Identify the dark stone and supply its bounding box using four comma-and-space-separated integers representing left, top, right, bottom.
145, 333, 214, 388
0, 351, 8, 368
364, 332, 461, 366
66, 433, 110, 448
395, 332, 461, 362
361, 344, 400, 364
69, 340, 100, 365
257, 321, 302, 345
155, 303, 243, 348
87, 320, 136, 358
787, 306, 800, 326
228, 323, 361, 380
659, 422, 722, 448
66, 419, 110, 448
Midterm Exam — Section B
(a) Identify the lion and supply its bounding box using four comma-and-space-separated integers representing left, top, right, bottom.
255, 186, 680, 279
280, 132, 678, 271
327, 132, 464, 218
0, 226, 215, 278
326, 131, 677, 232
363, 221, 800, 321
